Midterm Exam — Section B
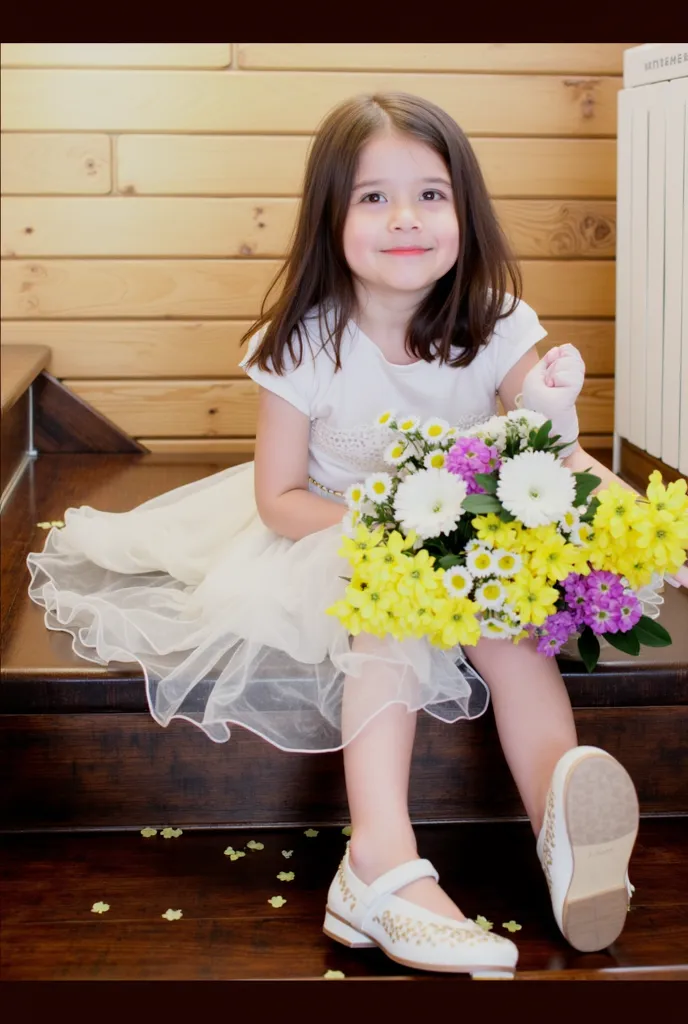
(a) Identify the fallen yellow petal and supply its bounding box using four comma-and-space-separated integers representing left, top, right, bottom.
502, 920, 522, 933
161, 827, 183, 839
162, 909, 183, 921
268, 896, 287, 908
246, 840, 265, 850
91, 901, 110, 914
277, 871, 295, 882
475, 915, 493, 932
304, 829, 319, 838
230, 852, 246, 861
36, 522, 53, 530
140, 827, 158, 838
341, 826, 353, 837
282, 850, 294, 859
50, 521, 65, 528
323, 970, 346, 979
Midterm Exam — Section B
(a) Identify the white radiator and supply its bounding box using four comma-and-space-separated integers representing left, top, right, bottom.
615, 43, 688, 475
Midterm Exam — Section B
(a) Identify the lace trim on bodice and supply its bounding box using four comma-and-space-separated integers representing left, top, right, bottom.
309, 413, 489, 475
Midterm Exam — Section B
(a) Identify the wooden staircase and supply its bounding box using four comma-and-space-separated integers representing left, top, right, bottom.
1, 354, 687, 980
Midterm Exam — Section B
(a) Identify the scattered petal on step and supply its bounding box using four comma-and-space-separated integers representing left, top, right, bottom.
50, 521, 65, 528
230, 852, 246, 861
161, 827, 183, 838
502, 920, 522, 933
91, 901, 110, 914
475, 915, 493, 932
268, 896, 287, 908
323, 970, 346, 979
246, 840, 264, 850
36, 522, 53, 529
341, 826, 353, 836
162, 909, 183, 921
140, 828, 158, 838
277, 871, 295, 882
282, 850, 294, 859
304, 829, 319, 838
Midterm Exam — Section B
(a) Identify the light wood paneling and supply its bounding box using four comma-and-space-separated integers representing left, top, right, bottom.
1, 259, 615, 320
0, 44, 232, 69
238, 44, 630, 75
1, 134, 111, 195
116, 135, 617, 198
0, 70, 621, 136
0, 197, 615, 259
0, 319, 614, 378
65, 376, 613, 438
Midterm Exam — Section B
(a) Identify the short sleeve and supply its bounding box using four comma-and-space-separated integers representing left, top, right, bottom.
238, 327, 316, 418
490, 297, 548, 390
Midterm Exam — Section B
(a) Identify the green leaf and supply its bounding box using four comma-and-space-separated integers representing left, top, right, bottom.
573, 472, 602, 507
438, 554, 462, 570
577, 627, 600, 673
634, 615, 672, 647
580, 496, 600, 524
473, 473, 498, 495
498, 508, 517, 523
604, 629, 641, 656
532, 419, 554, 449
462, 495, 502, 514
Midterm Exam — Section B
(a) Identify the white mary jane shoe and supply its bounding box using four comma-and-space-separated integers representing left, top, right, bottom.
323, 845, 518, 977
536, 745, 639, 953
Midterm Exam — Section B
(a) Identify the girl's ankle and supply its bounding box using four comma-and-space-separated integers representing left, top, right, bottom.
348, 830, 419, 885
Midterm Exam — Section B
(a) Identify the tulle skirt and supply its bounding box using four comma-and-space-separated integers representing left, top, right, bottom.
26, 462, 490, 751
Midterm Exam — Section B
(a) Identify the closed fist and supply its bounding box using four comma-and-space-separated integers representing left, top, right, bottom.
521, 344, 586, 418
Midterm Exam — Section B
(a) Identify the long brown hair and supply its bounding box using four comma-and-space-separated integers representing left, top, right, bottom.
242, 92, 522, 375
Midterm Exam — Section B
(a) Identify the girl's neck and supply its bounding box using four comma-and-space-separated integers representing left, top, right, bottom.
352, 285, 427, 357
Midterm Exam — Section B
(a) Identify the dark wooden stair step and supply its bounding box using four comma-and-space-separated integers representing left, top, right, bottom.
1, 453, 687, 830
1, 818, 686, 980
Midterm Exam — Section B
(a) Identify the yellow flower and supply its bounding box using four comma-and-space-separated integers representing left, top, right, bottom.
277, 871, 295, 882
323, 970, 346, 979
529, 534, 582, 583
471, 514, 523, 550
338, 525, 385, 566
475, 915, 493, 931
502, 920, 522, 933
397, 549, 442, 602
506, 572, 559, 626
304, 829, 319, 838
376, 410, 395, 426
162, 909, 183, 920
646, 471, 688, 515
432, 597, 481, 648
246, 840, 264, 850
91, 901, 110, 914
161, 827, 183, 839
632, 507, 688, 569
268, 896, 287, 908
140, 827, 157, 838
594, 483, 641, 540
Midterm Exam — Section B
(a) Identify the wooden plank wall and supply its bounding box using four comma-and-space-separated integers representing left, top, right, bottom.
0, 43, 631, 454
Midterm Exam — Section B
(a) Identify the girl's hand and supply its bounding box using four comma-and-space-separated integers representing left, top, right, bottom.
665, 562, 688, 590
520, 344, 586, 456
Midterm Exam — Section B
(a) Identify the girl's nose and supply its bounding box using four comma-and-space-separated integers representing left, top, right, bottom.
388, 203, 422, 231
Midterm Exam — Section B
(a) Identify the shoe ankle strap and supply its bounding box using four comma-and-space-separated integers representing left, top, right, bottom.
367, 858, 439, 900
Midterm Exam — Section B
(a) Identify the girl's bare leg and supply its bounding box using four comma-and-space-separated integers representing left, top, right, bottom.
342, 635, 466, 921
465, 636, 578, 836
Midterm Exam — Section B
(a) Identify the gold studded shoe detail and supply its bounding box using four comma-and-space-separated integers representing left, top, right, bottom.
323, 845, 518, 976
536, 746, 639, 953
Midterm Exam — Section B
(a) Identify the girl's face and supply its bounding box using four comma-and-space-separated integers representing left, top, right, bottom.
342, 130, 460, 304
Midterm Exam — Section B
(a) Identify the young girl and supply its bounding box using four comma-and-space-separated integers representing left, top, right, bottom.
27, 92, 687, 977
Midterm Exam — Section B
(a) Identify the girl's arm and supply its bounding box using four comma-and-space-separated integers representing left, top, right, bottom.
254, 387, 346, 541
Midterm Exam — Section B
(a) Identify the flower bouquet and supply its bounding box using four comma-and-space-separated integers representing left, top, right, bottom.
327, 409, 688, 672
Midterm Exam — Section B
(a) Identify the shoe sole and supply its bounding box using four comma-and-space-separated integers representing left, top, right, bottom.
560, 754, 639, 952
323, 907, 515, 977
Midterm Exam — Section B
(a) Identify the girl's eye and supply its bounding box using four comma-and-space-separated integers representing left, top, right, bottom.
421, 189, 445, 201
360, 192, 386, 204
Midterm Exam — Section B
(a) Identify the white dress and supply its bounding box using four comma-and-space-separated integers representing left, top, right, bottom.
26, 299, 548, 751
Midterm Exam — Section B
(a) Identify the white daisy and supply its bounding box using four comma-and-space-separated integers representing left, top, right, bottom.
464, 538, 483, 555
424, 449, 447, 470
465, 415, 508, 451
420, 418, 450, 443
397, 414, 421, 434
505, 408, 548, 431
559, 508, 580, 534
569, 522, 590, 547
497, 451, 576, 528
384, 440, 412, 466
375, 410, 396, 427
364, 473, 393, 504
393, 468, 467, 540
474, 579, 507, 610
345, 482, 365, 508
443, 565, 473, 598
466, 546, 496, 577
479, 618, 511, 639
491, 548, 523, 578
342, 509, 362, 537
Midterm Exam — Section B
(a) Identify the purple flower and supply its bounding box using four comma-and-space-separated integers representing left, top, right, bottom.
446, 437, 501, 495
586, 570, 625, 604
617, 592, 642, 632
528, 608, 579, 656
